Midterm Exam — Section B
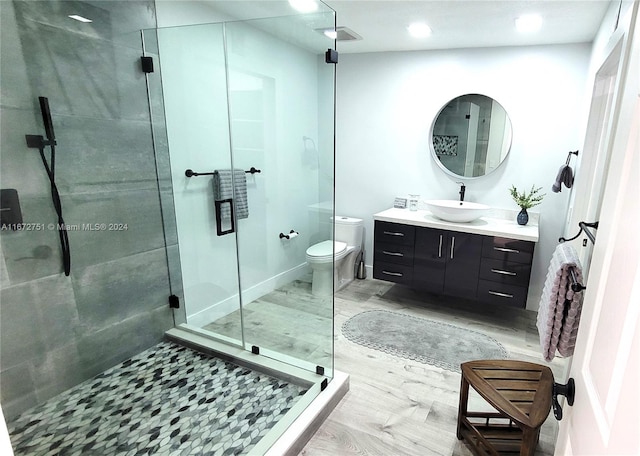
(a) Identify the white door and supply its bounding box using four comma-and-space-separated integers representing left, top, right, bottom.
556, 3, 639, 454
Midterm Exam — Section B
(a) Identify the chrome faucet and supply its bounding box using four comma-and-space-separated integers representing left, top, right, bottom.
456, 182, 466, 203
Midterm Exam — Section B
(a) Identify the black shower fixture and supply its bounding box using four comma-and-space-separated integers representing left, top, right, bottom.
25, 96, 71, 276
39, 96, 56, 144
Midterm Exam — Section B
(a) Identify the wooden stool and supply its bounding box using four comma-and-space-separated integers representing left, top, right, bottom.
457, 360, 553, 456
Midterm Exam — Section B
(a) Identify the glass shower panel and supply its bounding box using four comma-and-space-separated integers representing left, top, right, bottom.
224, 11, 336, 373
147, 23, 243, 345
145, 4, 336, 377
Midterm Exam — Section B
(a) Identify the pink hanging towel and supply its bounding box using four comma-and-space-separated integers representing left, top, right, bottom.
536, 243, 585, 361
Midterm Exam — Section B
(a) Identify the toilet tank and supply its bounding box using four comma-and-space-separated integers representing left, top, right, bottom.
334, 216, 363, 247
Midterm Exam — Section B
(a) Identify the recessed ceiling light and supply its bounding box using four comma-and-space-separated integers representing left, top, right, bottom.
407, 22, 432, 38
288, 0, 318, 13
315, 27, 362, 42
515, 14, 542, 33
68, 14, 92, 23
324, 29, 338, 40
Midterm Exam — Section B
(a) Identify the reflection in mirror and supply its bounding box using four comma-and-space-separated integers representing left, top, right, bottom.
430, 94, 512, 178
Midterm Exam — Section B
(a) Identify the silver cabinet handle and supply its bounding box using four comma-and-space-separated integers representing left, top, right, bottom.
382, 251, 403, 257
494, 247, 520, 254
382, 270, 403, 277
491, 269, 517, 276
438, 234, 443, 258
383, 231, 404, 237
488, 290, 514, 298
450, 236, 455, 260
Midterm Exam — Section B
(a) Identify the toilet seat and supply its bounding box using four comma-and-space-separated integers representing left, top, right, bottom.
306, 240, 348, 263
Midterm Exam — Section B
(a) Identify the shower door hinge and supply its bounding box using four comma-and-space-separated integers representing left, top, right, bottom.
141, 56, 154, 73
168, 294, 180, 309
325, 49, 338, 64
315, 365, 325, 376
320, 378, 328, 391
251, 345, 260, 355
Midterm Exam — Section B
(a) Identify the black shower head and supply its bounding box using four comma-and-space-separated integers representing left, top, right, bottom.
38, 96, 56, 142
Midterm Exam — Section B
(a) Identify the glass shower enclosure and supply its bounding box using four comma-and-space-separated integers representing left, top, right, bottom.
143, 4, 336, 378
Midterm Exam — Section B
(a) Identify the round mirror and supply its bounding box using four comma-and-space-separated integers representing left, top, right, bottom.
430, 94, 512, 178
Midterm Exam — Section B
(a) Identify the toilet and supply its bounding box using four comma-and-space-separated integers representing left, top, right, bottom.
306, 216, 363, 296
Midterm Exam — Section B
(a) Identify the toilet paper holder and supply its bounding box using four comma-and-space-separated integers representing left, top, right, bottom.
279, 230, 299, 240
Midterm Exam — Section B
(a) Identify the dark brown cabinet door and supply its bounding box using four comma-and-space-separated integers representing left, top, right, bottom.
442, 231, 483, 299
413, 227, 482, 298
413, 227, 447, 293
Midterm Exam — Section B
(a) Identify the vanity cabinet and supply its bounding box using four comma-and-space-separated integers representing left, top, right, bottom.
477, 237, 534, 308
413, 227, 483, 299
373, 221, 415, 285
373, 221, 535, 308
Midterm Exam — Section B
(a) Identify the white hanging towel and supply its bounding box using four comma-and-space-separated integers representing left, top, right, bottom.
536, 243, 585, 361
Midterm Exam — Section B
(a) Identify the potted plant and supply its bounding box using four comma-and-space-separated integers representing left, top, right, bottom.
509, 185, 545, 225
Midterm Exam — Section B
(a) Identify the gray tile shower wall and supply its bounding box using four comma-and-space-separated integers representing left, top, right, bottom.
0, 1, 176, 419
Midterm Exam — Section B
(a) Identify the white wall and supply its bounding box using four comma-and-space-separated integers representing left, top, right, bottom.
335, 43, 592, 310
156, 1, 235, 27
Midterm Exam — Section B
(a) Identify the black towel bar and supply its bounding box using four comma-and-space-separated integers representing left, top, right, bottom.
569, 267, 586, 292
185, 167, 261, 177
559, 221, 599, 244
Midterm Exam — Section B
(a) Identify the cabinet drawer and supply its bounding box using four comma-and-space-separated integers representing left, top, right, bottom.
482, 237, 534, 264
373, 261, 413, 285
375, 221, 415, 246
479, 258, 532, 287
374, 242, 414, 266
477, 280, 527, 308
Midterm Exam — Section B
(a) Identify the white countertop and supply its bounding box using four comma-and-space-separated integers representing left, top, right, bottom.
373, 207, 539, 242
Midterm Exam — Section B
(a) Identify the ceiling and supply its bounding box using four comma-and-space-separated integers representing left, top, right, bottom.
321, 0, 613, 53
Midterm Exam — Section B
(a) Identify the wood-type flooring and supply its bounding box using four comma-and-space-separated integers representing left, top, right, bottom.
301, 278, 567, 456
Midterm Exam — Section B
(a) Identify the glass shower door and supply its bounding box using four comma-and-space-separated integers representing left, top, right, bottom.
145, 23, 244, 346
224, 12, 336, 373
144, 5, 336, 375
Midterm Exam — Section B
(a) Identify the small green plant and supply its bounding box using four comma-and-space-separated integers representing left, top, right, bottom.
509, 185, 545, 209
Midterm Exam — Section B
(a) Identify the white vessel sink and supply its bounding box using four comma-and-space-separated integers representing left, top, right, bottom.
424, 200, 490, 223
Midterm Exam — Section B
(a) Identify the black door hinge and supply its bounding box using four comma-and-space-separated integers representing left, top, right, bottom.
141, 56, 154, 73
168, 294, 180, 309
325, 49, 338, 64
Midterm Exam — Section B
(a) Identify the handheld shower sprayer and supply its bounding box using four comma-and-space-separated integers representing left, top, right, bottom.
25, 96, 71, 276
39, 96, 56, 144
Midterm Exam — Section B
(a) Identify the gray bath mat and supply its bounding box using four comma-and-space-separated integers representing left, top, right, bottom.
342, 310, 508, 372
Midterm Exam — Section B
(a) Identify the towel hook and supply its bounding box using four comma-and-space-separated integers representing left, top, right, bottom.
565, 150, 579, 165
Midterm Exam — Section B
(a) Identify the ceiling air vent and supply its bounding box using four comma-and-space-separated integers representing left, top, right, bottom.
336, 27, 362, 41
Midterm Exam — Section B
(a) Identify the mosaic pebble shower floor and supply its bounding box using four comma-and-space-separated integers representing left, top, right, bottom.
7, 341, 308, 455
